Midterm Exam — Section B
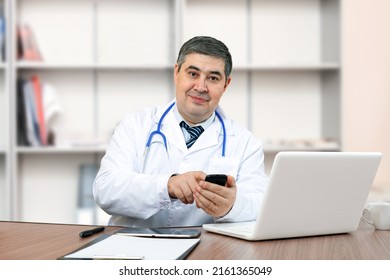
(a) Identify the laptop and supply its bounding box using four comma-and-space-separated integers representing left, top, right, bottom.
203, 151, 382, 241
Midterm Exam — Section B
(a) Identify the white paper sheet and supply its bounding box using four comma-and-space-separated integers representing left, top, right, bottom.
63, 234, 200, 260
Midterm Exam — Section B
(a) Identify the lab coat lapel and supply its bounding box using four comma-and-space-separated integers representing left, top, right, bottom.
164, 114, 188, 153
190, 121, 220, 152
193, 107, 234, 155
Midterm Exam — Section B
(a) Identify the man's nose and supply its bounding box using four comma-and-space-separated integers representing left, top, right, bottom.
194, 78, 208, 93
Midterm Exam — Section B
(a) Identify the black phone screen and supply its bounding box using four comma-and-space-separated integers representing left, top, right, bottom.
205, 174, 227, 186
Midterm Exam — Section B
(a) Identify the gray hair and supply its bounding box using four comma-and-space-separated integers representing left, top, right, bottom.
176, 36, 233, 81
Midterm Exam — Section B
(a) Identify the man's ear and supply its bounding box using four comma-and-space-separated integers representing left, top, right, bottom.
224, 76, 232, 90
174, 64, 179, 84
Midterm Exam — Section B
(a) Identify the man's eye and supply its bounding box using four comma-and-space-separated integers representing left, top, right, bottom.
188, 72, 197, 77
209, 76, 219, 81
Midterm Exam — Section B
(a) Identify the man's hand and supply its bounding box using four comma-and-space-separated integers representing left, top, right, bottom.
167, 171, 206, 204
194, 175, 237, 217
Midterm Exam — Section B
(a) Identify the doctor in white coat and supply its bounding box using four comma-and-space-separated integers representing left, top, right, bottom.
93, 36, 268, 227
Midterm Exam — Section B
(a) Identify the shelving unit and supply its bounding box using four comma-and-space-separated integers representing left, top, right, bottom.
1, 0, 341, 224
0, 0, 10, 221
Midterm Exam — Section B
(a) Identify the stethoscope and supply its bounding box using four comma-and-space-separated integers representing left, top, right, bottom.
143, 102, 227, 165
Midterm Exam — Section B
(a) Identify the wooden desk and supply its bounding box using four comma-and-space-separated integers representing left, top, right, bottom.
1, 220, 390, 260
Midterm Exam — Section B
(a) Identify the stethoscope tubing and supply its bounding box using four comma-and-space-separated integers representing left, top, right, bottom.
145, 102, 175, 151
215, 110, 226, 157
144, 102, 226, 158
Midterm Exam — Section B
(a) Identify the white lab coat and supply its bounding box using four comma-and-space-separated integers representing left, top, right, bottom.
93, 100, 268, 227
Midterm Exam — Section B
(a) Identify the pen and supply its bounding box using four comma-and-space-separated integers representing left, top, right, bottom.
92, 255, 144, 260
79, 226, 105, 238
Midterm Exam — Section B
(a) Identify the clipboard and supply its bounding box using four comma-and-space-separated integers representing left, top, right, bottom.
58, 234, 200, 260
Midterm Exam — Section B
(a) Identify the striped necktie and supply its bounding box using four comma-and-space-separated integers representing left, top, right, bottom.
180, 121, 204, 148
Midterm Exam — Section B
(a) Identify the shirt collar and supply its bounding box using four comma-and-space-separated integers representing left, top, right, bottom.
173, 104, 215, 130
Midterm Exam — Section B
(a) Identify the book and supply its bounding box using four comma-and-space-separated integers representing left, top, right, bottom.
17, 79, 29, 146
17, 75, 61, 147
42, 83, 62, 145
22, 79, 41, 146
17, 23, 42, 61
31, 75, 47, 145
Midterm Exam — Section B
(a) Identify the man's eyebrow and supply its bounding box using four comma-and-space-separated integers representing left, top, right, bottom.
186, 65, 201, 72
186, 65, 223, 77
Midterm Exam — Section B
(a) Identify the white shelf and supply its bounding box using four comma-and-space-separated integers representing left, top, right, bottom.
263, 140, 340, 153
15, 142, 341, 155
17, 62, 340, 72
235, 63, 340, 71
16, 145, 106, 154
17, 61, 173, 71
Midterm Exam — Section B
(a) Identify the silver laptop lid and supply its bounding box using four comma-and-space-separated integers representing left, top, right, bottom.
252, 151, 382, 240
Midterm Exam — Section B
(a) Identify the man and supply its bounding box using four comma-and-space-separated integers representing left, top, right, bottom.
93, 36, 268, 227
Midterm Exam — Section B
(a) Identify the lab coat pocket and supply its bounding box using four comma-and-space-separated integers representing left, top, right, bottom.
206, 157, 239, 179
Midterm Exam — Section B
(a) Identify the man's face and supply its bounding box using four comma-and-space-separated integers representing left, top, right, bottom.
174, 53, 231, 125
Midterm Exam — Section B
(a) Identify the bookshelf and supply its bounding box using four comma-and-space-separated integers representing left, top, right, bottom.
4, 0, 341, 224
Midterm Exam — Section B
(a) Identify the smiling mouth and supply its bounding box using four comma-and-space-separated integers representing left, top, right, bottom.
189, 94, 209, 104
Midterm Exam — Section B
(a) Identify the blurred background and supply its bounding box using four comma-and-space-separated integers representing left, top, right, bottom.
0, 0, 389, 225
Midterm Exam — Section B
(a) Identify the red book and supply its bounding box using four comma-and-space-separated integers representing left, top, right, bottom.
31, 75, 47, 145
17, 24, 42, 61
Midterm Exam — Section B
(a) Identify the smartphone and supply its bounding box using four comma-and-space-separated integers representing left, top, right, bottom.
114, 228, 201, 238
205, 174, 227, 186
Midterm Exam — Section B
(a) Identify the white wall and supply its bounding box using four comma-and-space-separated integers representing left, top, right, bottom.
342, 0, 390, 190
